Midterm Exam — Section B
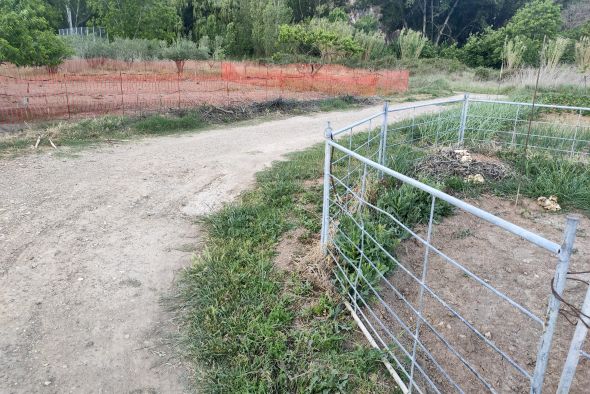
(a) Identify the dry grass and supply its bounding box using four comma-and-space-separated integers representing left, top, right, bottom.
505, 66, 588, 89
575, 37, 590, 74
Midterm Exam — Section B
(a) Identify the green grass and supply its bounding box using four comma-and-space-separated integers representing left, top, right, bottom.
0, 96, 370, 156
496, 151, 590, 213
179, 145, 396, 393
346, 109, 590, 214
177, 92, 589, 392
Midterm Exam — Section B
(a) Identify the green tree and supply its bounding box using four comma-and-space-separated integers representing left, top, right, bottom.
354, 15, 379, 33
460, 0, 562, 68
88, 0, 180, 42
161, 38, 208, 73
253, 0, 293, 56
0, 0, 73, 70
278, 18, 362, 68
46, 0, 93, 30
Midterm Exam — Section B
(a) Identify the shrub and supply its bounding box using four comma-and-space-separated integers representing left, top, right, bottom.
575, 37, 590, 73
460, 27, 504, 68
36, 33, 74, 73
67, 36, 166, 66
398, 28, 427, 60
278, 20, 362, 65
503, 36, 526, 71
161, 38, 208, 73
540, 37, 570, 71
111, 38, 149, 63
198, 36, 210, 55
439, 43, 462, 60
212, 36, 226, 60
474, 66, 495, 81
354, 30, 388, 62
0, 6, 73, 70
354, 15, 379, 33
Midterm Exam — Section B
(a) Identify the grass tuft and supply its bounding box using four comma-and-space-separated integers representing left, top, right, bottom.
179, 145, 395, 393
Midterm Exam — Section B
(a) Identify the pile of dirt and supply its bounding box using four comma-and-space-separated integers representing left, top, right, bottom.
414, 148, 511, 182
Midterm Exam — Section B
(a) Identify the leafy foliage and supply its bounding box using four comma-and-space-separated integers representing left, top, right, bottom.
161, 38, 208, 72
398, 28, 428, 60
575, 37, 590, 73
503, 36, 526, 71
461, 0, 562, 68
540, 37, 570, 71
279, 19, 363, 64
87, 0, 180, 42
0, 0, 73, 68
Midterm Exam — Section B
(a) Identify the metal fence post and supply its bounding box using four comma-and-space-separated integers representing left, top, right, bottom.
320, 122, 333, 255
458, 93, 470, 146
511, 105, 521, 147
531, 215, 580, 393
557, 283, 590, 393
570, 110, 581, 157
378, 102, 389, 173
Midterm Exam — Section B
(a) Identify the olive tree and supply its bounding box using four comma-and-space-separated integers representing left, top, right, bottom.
161, 38, 209, 73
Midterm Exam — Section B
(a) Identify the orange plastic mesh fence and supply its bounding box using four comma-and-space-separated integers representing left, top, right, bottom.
0, 59, 408, 124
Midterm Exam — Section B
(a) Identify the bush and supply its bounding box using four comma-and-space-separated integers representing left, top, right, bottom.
540, 37, 570, 71
111, 38, 147, 62
161, 38, 209, 73
439, 43, 462, 60
67, 36, 166, 66
0, 5, 73, 69
474, 66, 495, 81
398, 28, 427, 60
278, 19, 363, 64
575, 37, 590, 73
461, 0, 562, 68
460, 27, 503, 68
503, 37, 526, 71
354, 30, 389, 62
36, 33, 74, 72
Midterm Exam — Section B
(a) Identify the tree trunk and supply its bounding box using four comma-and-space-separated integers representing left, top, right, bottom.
435, 0, 460, 45
422, 0, 427, 36
175, 60, 186, 74
431, 0, 434, 40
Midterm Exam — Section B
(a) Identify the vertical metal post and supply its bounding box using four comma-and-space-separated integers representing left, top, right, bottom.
119, 71, 124, 115
557, 283, 590, 393
177, 72, 181, 110
434, 110, 442, 146
570, 110, 581, 157
320, 122, 333, 255
458, 93, 470, 146
511, 105, 521, 147
353, 163, 369, 310
378, 102, 389, 174
64, 75, 71, 119
408, 195, 437, 393
531, 215, 580, 393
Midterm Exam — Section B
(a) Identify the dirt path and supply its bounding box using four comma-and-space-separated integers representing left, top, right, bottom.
0, 95, 481, 393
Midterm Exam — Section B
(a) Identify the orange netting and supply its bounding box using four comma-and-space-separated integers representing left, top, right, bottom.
220, 62, 408, 96
0, 59, 408, 124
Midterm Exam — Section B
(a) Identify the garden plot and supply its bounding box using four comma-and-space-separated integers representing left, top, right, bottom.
324, 99, 590, 392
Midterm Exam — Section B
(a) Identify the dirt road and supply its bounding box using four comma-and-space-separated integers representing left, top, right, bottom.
0, 96, 472, 393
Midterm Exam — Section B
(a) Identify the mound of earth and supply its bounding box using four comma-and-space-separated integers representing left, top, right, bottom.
415, 149, 511, 182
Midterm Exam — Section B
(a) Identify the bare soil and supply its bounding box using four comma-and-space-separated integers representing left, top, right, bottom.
0, 96, 463, 393
375, 195, 589, 393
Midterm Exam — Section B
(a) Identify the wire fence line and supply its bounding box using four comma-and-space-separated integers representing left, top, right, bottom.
0, 60, 409, 124
58, 26, 107, 38
320, 96, 589, 392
